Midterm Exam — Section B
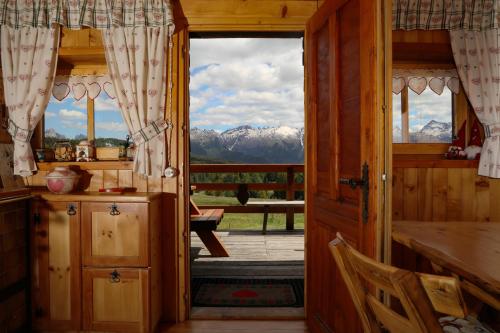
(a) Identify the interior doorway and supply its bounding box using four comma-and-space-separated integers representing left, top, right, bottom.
187, 32, 306, 319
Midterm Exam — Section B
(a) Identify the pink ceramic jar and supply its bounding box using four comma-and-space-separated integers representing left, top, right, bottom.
45, 166, 80, 194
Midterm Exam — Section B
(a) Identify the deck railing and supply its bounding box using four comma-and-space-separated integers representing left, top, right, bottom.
190, 164, 304, 230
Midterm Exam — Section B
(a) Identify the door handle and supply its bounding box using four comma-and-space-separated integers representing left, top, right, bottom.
339, 163, 369, 224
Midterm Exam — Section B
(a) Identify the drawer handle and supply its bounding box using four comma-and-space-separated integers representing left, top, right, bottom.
109, 203, 120, 216
110, 270, 121, 283
67, 204, 77, 216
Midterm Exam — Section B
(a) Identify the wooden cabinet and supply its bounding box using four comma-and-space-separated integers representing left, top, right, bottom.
31, 200, 81, 331
83, 268, 150, 333
31, 192, 162, 333
82, 202, 149, 267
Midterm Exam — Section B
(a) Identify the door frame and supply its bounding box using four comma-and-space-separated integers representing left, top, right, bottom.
178, 0, 393, 321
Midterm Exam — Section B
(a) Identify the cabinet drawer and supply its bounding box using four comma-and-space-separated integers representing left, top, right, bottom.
82, 202, 149, 267
82, 268, 150, 333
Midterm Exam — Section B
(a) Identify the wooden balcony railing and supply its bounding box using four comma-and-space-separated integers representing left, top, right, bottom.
190, 164, 304, 230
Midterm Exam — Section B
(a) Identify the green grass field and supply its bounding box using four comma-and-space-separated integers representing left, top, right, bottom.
192, 193, 304, 231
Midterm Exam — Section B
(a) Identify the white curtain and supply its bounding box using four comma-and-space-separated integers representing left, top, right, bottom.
450, 29, 500, 178
0, 26, 59, 176
103, 27, 169, 178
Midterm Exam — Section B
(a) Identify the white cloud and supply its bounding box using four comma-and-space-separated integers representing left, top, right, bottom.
60, 109, 87, 120
45, 111, 56, 118
61, 120, 86, 130
72, 99, 87, 110
189, 38, 304, 129
95, 96, 120, 112
96, 122, 128, 132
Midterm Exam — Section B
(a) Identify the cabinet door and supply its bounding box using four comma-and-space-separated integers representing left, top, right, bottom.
31, 200, 81, 331
82, 268, 150, 333
82, 202, 149, 267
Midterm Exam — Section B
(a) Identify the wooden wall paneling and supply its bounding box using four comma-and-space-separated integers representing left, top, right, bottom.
118, 170, 133, 188
88, 170, 104, 191
491, 180, 500, 222
474, 176, 490, 222
431, 169, 448, 221
417, 168, 433, 221
148, 177, 163, 193
460, 169, 475, 221
179, 0, 321, 31
103, 170, 118, 189
403, 168, 418, 220
446, 168, 463, 221
392, 168, 404, 220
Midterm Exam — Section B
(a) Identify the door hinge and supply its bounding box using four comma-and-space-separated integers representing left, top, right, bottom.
382, 104, 387, 113
33, 212, 41, 225
382, 173, 387, 181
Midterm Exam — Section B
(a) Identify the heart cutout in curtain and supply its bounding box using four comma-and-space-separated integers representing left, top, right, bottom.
447, 77, 461, 94
72, 83, 87, 101
408, 77, 428, 95
103, 81, 116, 99
53, 83, 70, 101
86, 81, 101, 99
392, 77, 406, 94
429, 77, 445, 95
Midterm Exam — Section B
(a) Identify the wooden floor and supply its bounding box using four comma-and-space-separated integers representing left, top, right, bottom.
161, 320, 309, 333
191, 230, 304, 277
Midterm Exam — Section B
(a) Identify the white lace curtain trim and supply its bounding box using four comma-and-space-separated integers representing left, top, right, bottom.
393, 68, 460, 95
52, 75, 115, 101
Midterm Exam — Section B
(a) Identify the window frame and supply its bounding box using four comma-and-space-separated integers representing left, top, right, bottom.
393, 84, 464, 155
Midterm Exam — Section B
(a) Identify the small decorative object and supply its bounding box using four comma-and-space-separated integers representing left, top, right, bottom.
45, 166, 80, 194
464, 145, 482, 160
124, 135, 135, 161
76, 140, 95, 162
96, 147, 121, 160
445, 146, 466, 159
54, 141, 74, 161
35, 149, 46, 162
452, 121, 466, 150
99, 187, 125, 194
118, 146, 127, 160
463, 119, 483, 160
164, 166, 177, 178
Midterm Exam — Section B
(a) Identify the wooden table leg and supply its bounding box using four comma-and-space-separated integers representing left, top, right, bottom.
262, 206, 269, 235
195, 230, 229, 257
286, 207, 294, 231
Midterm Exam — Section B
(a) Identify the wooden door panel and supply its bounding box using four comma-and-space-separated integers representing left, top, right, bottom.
31, 200, 81, 331
306, 0, 382, 332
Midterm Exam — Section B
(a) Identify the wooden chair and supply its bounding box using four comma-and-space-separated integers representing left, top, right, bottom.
329, 233, 495, 333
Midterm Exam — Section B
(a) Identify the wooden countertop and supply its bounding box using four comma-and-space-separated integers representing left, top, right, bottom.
32, 190, 162, 203
393, 221, 500, 296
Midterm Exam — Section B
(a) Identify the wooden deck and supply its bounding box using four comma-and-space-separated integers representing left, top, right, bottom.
191, 230, 304, 277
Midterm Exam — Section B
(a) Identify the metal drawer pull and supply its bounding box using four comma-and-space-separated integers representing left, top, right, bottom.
67, 204, 77, 216
109, 203, 120, 216
110, 270, 121, 283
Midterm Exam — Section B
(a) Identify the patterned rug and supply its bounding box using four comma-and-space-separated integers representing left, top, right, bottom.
192, 278, 304, 307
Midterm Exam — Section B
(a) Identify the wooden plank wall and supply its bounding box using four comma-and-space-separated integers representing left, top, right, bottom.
393, 166, 500, 222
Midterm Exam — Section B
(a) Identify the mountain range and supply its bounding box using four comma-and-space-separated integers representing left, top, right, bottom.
393, 120, 452, 143
190, 125, 304, 164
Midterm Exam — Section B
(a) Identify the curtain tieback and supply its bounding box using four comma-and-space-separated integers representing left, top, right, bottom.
7, 119, 33, 143
485, 123, 500, 138
132, 118, 171, 146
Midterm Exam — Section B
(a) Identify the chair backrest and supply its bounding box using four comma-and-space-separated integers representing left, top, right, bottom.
329, 233, 466, 333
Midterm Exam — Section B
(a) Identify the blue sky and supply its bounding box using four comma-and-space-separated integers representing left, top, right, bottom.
45, 93, 128, 139
393, 87, 453, 133
189, 38, 304, 132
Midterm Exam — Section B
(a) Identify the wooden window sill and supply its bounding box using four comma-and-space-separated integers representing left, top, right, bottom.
37, 161, 133, 171
393, 157, 479, 168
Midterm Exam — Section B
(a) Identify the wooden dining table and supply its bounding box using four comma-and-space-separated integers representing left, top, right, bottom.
392, 221, 500, 301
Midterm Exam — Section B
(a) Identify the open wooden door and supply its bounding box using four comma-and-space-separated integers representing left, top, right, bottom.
305, 0, 386, 332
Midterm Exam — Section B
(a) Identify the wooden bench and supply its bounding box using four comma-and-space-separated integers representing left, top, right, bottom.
246, 200, 304, 234
190, 205, 229, 257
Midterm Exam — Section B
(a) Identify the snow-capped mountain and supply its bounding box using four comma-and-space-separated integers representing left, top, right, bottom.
190, 125, 304, 163
45, 128, 67, 139
412, 120, 452, 143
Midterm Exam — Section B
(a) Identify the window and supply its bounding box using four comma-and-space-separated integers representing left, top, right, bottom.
44, 91, 127, 148
393, 86, 453, 144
